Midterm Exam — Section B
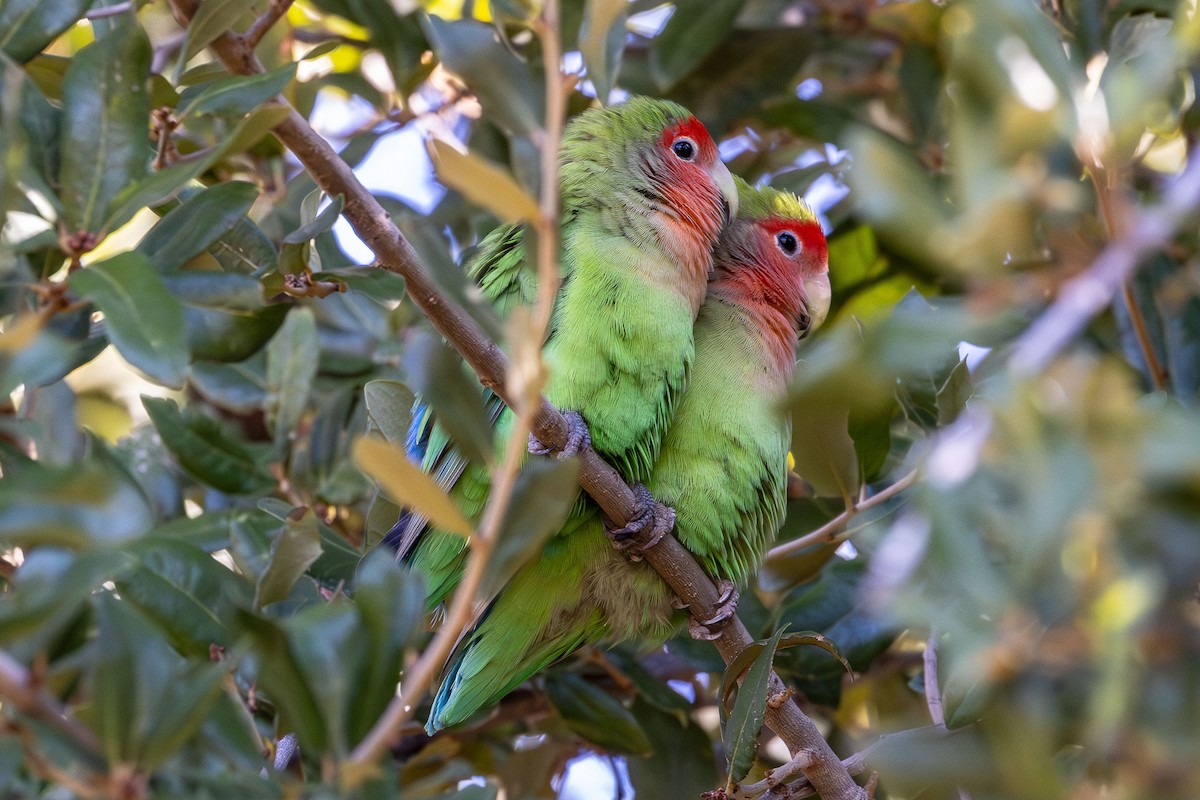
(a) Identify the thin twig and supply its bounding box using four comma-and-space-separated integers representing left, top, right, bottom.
13, 725, 108, 800
162, 3, 865, 797
732, 749, 816, 799
346, 0, 567, 766
762, 749, 870, 799
0, 649, 101, 755
85, 2, 134, 19
1087, 164, 1168, 390
766, 470, 918, 561
244, 0, 295, 49
1012, 141, 1200, 375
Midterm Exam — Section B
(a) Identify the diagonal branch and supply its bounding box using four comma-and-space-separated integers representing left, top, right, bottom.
1011, 140, 1200, 375
244, 0, 295, 49
766, 469, 918, 562
162, 3, 864, 797
0, 649, 101, 756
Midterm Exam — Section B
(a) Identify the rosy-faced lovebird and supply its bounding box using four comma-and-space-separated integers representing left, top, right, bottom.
425, 179, 831, 731
387, 97, 737, 606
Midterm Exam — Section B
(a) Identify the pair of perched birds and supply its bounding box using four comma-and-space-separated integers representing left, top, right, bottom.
384, 96, 831, 733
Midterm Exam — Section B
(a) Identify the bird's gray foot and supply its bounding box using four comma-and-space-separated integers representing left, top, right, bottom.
604, 484, 676, 561
687, 579, 740, 641
529, 410, 591, 458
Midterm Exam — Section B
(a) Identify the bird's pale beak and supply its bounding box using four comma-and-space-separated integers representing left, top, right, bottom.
800, 272, 832, 336
710, 160, 738, 226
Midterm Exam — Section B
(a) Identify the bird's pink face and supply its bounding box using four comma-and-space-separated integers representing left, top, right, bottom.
740, 215, 832, 335
646, 117, 737, 262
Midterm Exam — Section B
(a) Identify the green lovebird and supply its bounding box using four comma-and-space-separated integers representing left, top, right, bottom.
386, 97, 738, 605
425, 179, 832, 731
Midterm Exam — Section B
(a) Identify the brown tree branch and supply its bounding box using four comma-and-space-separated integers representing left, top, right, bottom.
163, 3, 864, 797
348, 0, 571, 766
244, 0, 295, 49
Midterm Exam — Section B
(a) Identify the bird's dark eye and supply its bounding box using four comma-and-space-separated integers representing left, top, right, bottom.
776, 231, 799, 256
671, 137, 697, 161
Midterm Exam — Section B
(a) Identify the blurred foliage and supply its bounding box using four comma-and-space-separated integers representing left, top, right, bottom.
0, 0, 1199, 798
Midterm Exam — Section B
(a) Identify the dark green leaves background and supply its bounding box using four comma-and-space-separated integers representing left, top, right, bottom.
1, 1, 1199, 799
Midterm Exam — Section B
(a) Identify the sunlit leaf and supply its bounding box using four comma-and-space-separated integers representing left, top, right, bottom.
353, 437, 474, 539
429, 139, 539, 224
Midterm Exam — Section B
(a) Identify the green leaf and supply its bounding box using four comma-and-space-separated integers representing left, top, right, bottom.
482, 457, 581, 598
264, 307, 318, 449
789, 403, 860, 502
103, 160, 216, 235
0, 52, 61, 206
232, 611, 328, 751
545, 672, 653, 755
846, 127, 953, 271
352, 437, 474, 538
115, 537, 252, 657
210, 215, 278, 274
363, 379, 416, 445
773, 559, 898, 706
184, 303, 289, 363
723, 625, 786, 784
68, 253, 189, 388
429, 139, 539, 224
59, 18, 150, 236
178, 63, 296, 119
422, 14, 543, 136
0, 549, 129, 663
0, 320, 98, 397
191, 359, 268, 414
936, 358, 972, 426
0, 0, 93, 63
347, 550, 426, 742
90, 592, 226, 768
137, 181, 260, 273
312, 265, 407, 302
721, 631, 850, 713
650, 0, 744, 90
214, 105, 292, 159
0, 448, 154, 550
404, 330, 494, 466
182, 0, 249, 62
162, 271, 265, 312
254, 507, 324, 608
282, 192, 345, 244
579, 0, 627, 102
626, 698, 718, 799
142, 396, 276, 495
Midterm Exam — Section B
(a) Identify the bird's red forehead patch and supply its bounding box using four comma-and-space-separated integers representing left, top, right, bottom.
659, 116, 716, 157
762, 216, 828, 266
